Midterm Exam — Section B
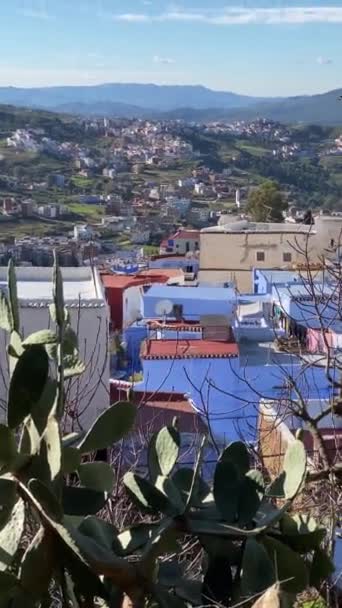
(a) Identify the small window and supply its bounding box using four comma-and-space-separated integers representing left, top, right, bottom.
256, 251, 265, 262
330, 239, 335, 247
283, 252, 292, 263
172, 304, 183, 320
185, 265, 193, 273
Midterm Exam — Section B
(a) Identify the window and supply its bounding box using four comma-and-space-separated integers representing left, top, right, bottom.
283, 252, 292, 263
185, 265, 193, 273
256, 251, 265, 262
172, 304, 183, 320
330, 239, 335, 247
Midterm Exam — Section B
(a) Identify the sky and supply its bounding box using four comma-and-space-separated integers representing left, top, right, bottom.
0, 0, 341, 96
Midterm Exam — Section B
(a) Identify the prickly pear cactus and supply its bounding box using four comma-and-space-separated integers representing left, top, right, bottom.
0, 259, 333, 607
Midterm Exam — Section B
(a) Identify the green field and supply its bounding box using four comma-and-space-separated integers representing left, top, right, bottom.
141, 161, 199, 183
0, 218, 72, 242
70, 175, 97, 188
67, 202, 104, 219
143, 245, 159, 256
237, 141, 270, 157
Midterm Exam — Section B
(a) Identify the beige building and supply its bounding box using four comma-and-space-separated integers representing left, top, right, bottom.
313, 214, 342, 250
199, 220, 317, 292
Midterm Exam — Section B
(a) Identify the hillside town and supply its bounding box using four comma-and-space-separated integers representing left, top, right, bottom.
0, 110, 342, 601
1, 114, 341, 268
1, 0, 342, 602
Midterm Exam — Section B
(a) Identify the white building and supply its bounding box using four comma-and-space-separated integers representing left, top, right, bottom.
74, 224, 93, 241
0, 267, 110, 431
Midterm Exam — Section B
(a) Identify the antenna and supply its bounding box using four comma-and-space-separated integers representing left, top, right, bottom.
155, 299, 173, 325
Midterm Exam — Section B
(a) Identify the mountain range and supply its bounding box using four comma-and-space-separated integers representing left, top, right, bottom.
0, 83, 341, 124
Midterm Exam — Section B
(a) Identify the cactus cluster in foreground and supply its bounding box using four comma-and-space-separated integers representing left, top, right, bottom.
0, 259, 334, 607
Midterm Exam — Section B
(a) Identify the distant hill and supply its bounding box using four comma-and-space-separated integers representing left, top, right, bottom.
0, 83, 340, 124
0, 83, 264, 112
159, 89, 342, 125
52, 101, 152, 119
224, 88, 342, 125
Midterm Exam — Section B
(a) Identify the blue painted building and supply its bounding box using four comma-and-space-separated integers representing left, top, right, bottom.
143, 284, 237, 321
134, 339, 336, 444
149, 256, 200, 276
276, 284, 339, 328
124, 321, 203, 375
120, 270, 338, 445
253, 269, 303, 295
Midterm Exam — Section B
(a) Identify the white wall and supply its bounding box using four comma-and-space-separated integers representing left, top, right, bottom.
0, 304, 110, 432
123, 285, 143, 328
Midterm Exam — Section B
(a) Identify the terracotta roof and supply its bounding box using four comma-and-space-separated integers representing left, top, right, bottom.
141, 339, 239, 360
101, 270, 178, 290
101, 274, 149, 290
173, 230, 201, 240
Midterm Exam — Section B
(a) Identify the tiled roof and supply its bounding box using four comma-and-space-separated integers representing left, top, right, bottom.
142, 339, 239, 360
101, 271, 174, 290
173, 230, 201, 240
101, 275, 149, 289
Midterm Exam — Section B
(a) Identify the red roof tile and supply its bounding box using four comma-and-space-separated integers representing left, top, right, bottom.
142, 339, 239, 360
101, 274, 149, 289
101, 271, 172, 290
173, 230, 201, 240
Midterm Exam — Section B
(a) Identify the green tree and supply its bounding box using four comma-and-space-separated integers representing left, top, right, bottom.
247, 180, 288, 222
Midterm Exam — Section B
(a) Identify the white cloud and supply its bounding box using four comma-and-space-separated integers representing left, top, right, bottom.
153, 55, 175, 65
16, 8, 54, 20
316, 56, 333, 65
107, 6, 342, 25
115, 13, 151, 23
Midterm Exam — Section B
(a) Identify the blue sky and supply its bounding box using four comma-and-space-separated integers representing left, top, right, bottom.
0, 0, 341, 95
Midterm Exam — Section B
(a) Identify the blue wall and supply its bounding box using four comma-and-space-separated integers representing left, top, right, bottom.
150, 258, 200, 273
143, 285, 236, 320
124, 324, 148, 374
153, 329, 202, 341
134, 354, 336, 443
253, 269, 302, 295
277, 286, 339, 328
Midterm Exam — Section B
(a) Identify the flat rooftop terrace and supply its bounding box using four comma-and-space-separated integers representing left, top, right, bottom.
202, 222, 315, 234
0, 267, 104, 302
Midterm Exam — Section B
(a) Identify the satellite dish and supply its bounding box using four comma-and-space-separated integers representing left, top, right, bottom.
155, 299, 173, 317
